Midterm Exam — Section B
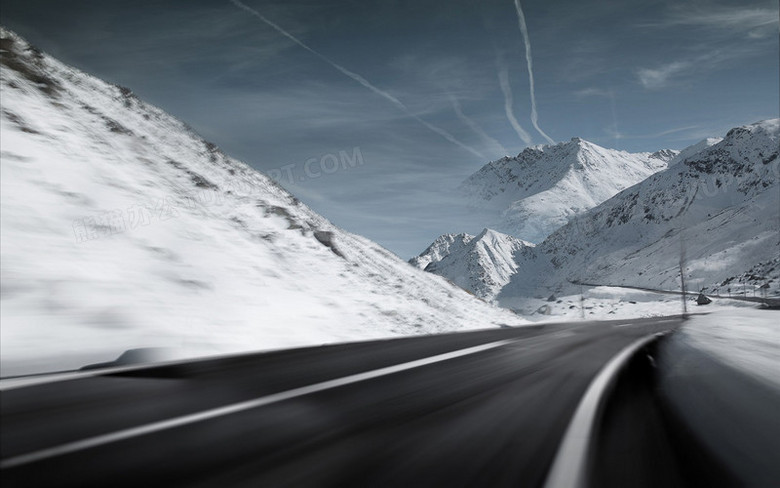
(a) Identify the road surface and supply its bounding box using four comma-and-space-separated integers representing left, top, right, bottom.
0, 316, 716, 487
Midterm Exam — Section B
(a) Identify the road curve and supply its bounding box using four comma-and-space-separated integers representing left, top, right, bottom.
1, 317, 682, 487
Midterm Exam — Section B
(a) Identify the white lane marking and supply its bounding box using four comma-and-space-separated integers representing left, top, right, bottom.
0, 339, 517, 470
543, 333, 665, 488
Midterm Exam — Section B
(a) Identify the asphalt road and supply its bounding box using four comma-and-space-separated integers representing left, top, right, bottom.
1, 317, 684, 487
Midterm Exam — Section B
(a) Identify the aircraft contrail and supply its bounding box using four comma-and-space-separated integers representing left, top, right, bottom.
230, 0, 485, 160
512, 0, 554, 144
448, 94, 509, 156
497, 63, 533, 145
608, 89, 620, 145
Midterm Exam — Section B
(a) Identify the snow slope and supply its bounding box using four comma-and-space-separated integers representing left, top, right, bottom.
680, 307, 780, 390
409, 229, 533, 301
500, 119, 780, 309
0, 28, 525, 376
459, 138, 674, 243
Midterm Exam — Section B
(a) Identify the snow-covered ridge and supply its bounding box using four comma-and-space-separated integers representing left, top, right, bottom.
408, 233, 474, 271
410, 228, 533, 301
459, 137, 674, 243
668, 137, 723, 166
0, 27, 525, 375
509, 118, 780, 303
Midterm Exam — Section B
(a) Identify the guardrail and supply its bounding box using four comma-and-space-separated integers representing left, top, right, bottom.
569, 281, 780, 309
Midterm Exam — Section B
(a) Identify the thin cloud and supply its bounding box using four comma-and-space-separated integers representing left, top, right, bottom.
574, 87, 613, 98
637, 61, 692, 89
645, 4, 779, 33
636, 40, 773, 90
611, 125, 700, 140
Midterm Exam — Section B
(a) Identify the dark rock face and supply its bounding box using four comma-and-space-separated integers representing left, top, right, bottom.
0, 33, 62, 96
314, 230, 344, 258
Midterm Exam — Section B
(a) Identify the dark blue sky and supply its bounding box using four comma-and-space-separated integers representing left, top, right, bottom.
2, 0, 778, 257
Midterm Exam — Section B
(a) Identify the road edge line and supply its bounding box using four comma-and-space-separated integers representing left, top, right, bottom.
543, 332, 665, 488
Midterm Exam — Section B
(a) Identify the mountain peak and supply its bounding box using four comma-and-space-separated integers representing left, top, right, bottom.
411, 228, 532, 300
649, 148, 679, 163
725, 119, 780, 142
409, 232, 474, 270
475, 227, 497, 240
460, 137, 669, 242
474, 228, 534, 247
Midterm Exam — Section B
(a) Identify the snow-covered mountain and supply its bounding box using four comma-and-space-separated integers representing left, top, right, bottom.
459, 138, 675, 243
519, 119, 780, 301
409, 233, 474, 271
409, 229, 533, 301
416, 120, 779, 313
0, 28, 525, 375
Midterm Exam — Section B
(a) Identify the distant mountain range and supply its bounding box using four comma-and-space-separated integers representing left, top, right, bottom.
413, 120, 779, 308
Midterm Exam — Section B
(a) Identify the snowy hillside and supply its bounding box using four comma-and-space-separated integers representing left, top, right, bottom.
409, 229, 533, 301
0, 28, 525, 376
500, 119, 780, 309
459, 138, 674, 243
